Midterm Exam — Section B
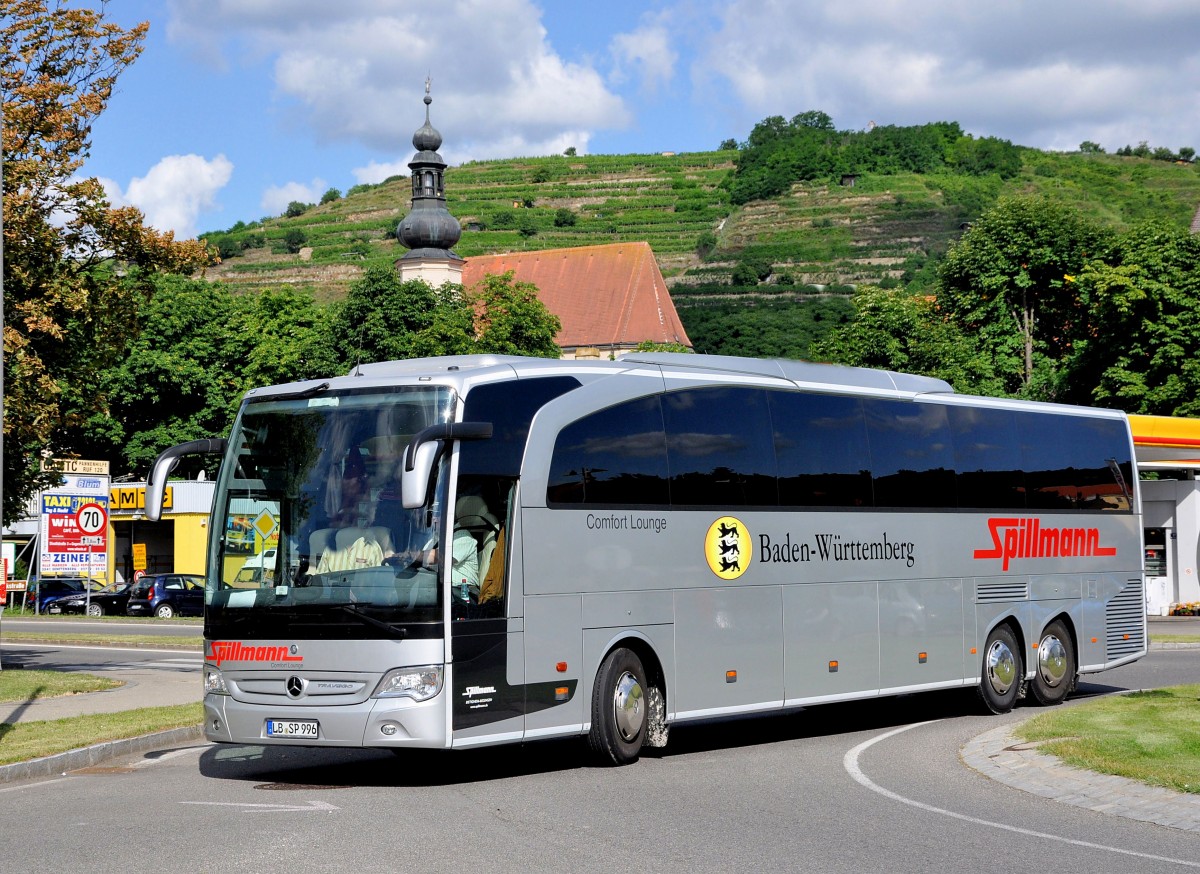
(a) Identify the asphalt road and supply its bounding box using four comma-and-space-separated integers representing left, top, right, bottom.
1, 616, 203, 639
1, 648, 1196, 874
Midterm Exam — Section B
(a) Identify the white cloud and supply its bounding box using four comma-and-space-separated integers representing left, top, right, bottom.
167, 0, 630, 158
610, 17, 678, 94
101, 154, 234, 239
696, 0, 1200, 152
352, 160, 409, 185
260, 178, 328, 216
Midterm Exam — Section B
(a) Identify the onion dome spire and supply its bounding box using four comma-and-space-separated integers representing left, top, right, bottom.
397, 78, 462, 260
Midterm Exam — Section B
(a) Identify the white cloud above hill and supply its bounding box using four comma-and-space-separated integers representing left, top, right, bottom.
99, 153, 233, 239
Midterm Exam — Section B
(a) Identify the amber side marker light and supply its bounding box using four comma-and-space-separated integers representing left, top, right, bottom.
1091, 637, 1098, 643
726, 670, 737, 683
554, 686, 570, 701
828, 661, 839, 673
555, 662, 568, 673
918, 652, 927, 664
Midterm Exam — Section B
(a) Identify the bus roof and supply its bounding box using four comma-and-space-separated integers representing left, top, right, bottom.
244, 353, 957, 401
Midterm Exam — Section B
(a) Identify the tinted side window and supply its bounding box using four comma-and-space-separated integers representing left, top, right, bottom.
770, 392, 873, 508
1020, 412, 1132, 511
460, 377, 581, 477
547, 395, 669, 506
947, 406, 1026, 510
662, 387, 778, 506
864, 399, 956, 508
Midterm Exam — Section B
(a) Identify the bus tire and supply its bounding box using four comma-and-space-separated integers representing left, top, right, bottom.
977, 624, 1022, 714
588, 647, 647, 765
1029, 620, 1075, 706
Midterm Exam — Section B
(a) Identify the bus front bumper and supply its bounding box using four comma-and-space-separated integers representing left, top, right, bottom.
203, 692, 448, 749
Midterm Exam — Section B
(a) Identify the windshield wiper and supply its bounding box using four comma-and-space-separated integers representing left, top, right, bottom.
338, 604, 408, 638
271, 380, 330, 401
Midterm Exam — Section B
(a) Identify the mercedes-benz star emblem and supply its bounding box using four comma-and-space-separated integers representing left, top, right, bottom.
286, 676, 304, 698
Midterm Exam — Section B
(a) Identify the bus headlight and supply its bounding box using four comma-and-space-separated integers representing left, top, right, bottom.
204, 668, 229, 695
372, 665, 443, 701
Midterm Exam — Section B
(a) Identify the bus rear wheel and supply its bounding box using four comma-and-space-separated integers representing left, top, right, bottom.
588, 647, 647, 766
1029, 620, 1075, 706
978, 624, 1023, 714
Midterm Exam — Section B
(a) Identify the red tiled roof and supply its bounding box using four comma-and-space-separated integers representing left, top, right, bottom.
461, 242, 691, 350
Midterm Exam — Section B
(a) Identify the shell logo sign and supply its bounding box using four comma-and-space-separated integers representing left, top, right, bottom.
704, 516, 751, 580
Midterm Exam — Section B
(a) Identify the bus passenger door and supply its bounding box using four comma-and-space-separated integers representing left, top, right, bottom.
448, 481, 526, 745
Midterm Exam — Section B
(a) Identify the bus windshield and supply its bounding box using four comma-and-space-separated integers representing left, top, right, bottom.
206, 385, 455, 639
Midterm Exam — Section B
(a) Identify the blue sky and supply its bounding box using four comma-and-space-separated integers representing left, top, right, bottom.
82, 0, 1200, 239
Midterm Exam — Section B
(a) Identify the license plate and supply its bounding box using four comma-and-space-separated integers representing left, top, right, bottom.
266, 719, 319, 738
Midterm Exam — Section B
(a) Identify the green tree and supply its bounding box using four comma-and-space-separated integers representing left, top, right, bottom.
1066, 222, 1200, 415
69, 274, 244, 474
469, 271, 561, 358
1079, 140, 1105, 154
517, 213, 538, 238
285, 200, 309, 217
233, 287, 341, 389
936, 196, 1112, 396
719, 138, 738, 151
553, 207, 577, 227
319, 187, 341, 204
811, 286, 1003, 395
1, 0, 208, 521
327, 265, 440, 367
731, 257, 772, 286
563, 146, 577, 157
634, 341, 692, 353
283, 228, 307, 253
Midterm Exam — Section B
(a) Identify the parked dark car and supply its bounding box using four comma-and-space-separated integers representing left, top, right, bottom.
125, 574, 205, 619
30, 577, 93, 613
49, 582, 132, 617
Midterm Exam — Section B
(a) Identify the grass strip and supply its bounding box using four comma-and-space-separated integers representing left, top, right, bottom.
1151, 634, 1200, 644
1016, 684, 1200, 795
0, 669, 122, 703
0, 703, 203, 766
1, 631, 201, 649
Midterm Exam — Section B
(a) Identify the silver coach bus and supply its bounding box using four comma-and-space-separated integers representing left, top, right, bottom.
146, 353, 1145, 765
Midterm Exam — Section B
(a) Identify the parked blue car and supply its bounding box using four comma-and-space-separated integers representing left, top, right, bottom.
30, 577, 93, 613
125, 573, 204, 619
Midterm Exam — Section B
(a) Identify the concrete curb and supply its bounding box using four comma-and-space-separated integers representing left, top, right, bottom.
0, 724, 205, 784
962, 722, 1200, 832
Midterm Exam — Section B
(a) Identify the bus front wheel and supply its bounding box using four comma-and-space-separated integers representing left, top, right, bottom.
588, 648, 647, 766
978, 624, 1023, 714
1029, 620, 1075, 706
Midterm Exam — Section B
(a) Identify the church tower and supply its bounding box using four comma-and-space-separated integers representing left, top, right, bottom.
395, 79, 464, 286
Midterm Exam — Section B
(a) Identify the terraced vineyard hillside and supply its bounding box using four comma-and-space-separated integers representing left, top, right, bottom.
204, 149, 1200, 316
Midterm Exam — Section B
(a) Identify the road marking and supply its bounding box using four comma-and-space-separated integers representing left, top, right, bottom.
844, 722, 1200, 869
0, 777, 72, 794
0, 642, 201, 656
181, 800, 339, 813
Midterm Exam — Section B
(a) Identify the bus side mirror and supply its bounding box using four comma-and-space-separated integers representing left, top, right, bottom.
145, 439, 227, 521
401, 422, 492, 509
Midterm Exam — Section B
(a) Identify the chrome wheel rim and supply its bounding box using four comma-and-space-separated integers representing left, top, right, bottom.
1038, 634, 1068, 688
612, 671, 645, 742
986, 639, 1016, 695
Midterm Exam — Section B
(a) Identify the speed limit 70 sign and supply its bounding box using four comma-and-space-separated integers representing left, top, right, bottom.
75, 502, 108, 536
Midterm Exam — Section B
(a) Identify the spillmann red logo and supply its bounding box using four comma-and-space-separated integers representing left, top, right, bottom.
973, 517, 1117, 571
209, 640, 303, 668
